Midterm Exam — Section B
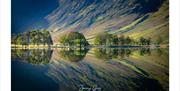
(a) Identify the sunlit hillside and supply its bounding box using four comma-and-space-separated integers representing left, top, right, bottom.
46, 0, 168, 44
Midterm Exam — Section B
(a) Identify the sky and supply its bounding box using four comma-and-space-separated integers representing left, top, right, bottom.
12, 0, 59, 34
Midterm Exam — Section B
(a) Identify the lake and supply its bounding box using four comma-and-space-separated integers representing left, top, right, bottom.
11, 48, 169, 91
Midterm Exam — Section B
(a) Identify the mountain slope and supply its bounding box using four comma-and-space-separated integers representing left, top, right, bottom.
45, 0, 168, 44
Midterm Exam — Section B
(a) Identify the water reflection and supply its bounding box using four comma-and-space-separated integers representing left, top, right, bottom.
56, 48, 89, 62
12, 48, 155, 62
93, 48, 154, 60
11, 48, 169, 91
139, 48, 151, 56
12, 49, 53, 65
94, 48, 133, 60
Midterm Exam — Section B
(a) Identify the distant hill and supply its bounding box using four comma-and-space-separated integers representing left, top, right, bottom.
46, 0, 168, 44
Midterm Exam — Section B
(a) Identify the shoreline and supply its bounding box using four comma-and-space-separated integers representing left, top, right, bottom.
11, 44, 169, 49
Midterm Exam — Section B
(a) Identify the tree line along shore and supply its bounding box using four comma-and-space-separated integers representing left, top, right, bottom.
11, 30, 168, 48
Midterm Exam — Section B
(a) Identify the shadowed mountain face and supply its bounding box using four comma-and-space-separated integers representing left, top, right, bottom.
45, 0, 168, 44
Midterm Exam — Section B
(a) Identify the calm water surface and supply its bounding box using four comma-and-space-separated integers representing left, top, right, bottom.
12, 48, 169, 91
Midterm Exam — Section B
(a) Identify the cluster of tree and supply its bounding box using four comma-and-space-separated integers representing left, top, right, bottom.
11, 49, 53, 64
94, 32, 152, 46
139, 37, 151, 45
11, 30, 53, 46
58, 32, 89, 47
94, 32, 119, 46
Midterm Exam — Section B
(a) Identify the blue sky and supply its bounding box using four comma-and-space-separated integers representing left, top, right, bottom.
12, 0, 59, 34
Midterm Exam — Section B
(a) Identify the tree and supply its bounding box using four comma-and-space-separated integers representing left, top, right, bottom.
58, 32, 89, 47
41, 30, 52, 46
139, 37, 151, 45
94, 35, 102, 45
94, 32, 119, 46
94, 32, 109, 45
29, 30, 37, 44
139, 37, 146, 45
119, 35, 125, 45
16, 33, 24, 47
22, 32, 29, 47
146, 37, 151, 45
125, 36, 132, 45
13, 30, 53, 47
112, 35, 119, 45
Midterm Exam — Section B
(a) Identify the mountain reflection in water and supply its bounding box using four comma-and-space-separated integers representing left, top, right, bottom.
12, 48, 168, 91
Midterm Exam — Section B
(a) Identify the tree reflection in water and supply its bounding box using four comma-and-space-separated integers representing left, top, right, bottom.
11, 48, 168, 91
47, 48, 166, 91
139, 48, 151, 56
12, 49, 53, 65
93, 48, 154, 60
56, 48, 89, 62
11, 48, 159, 64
